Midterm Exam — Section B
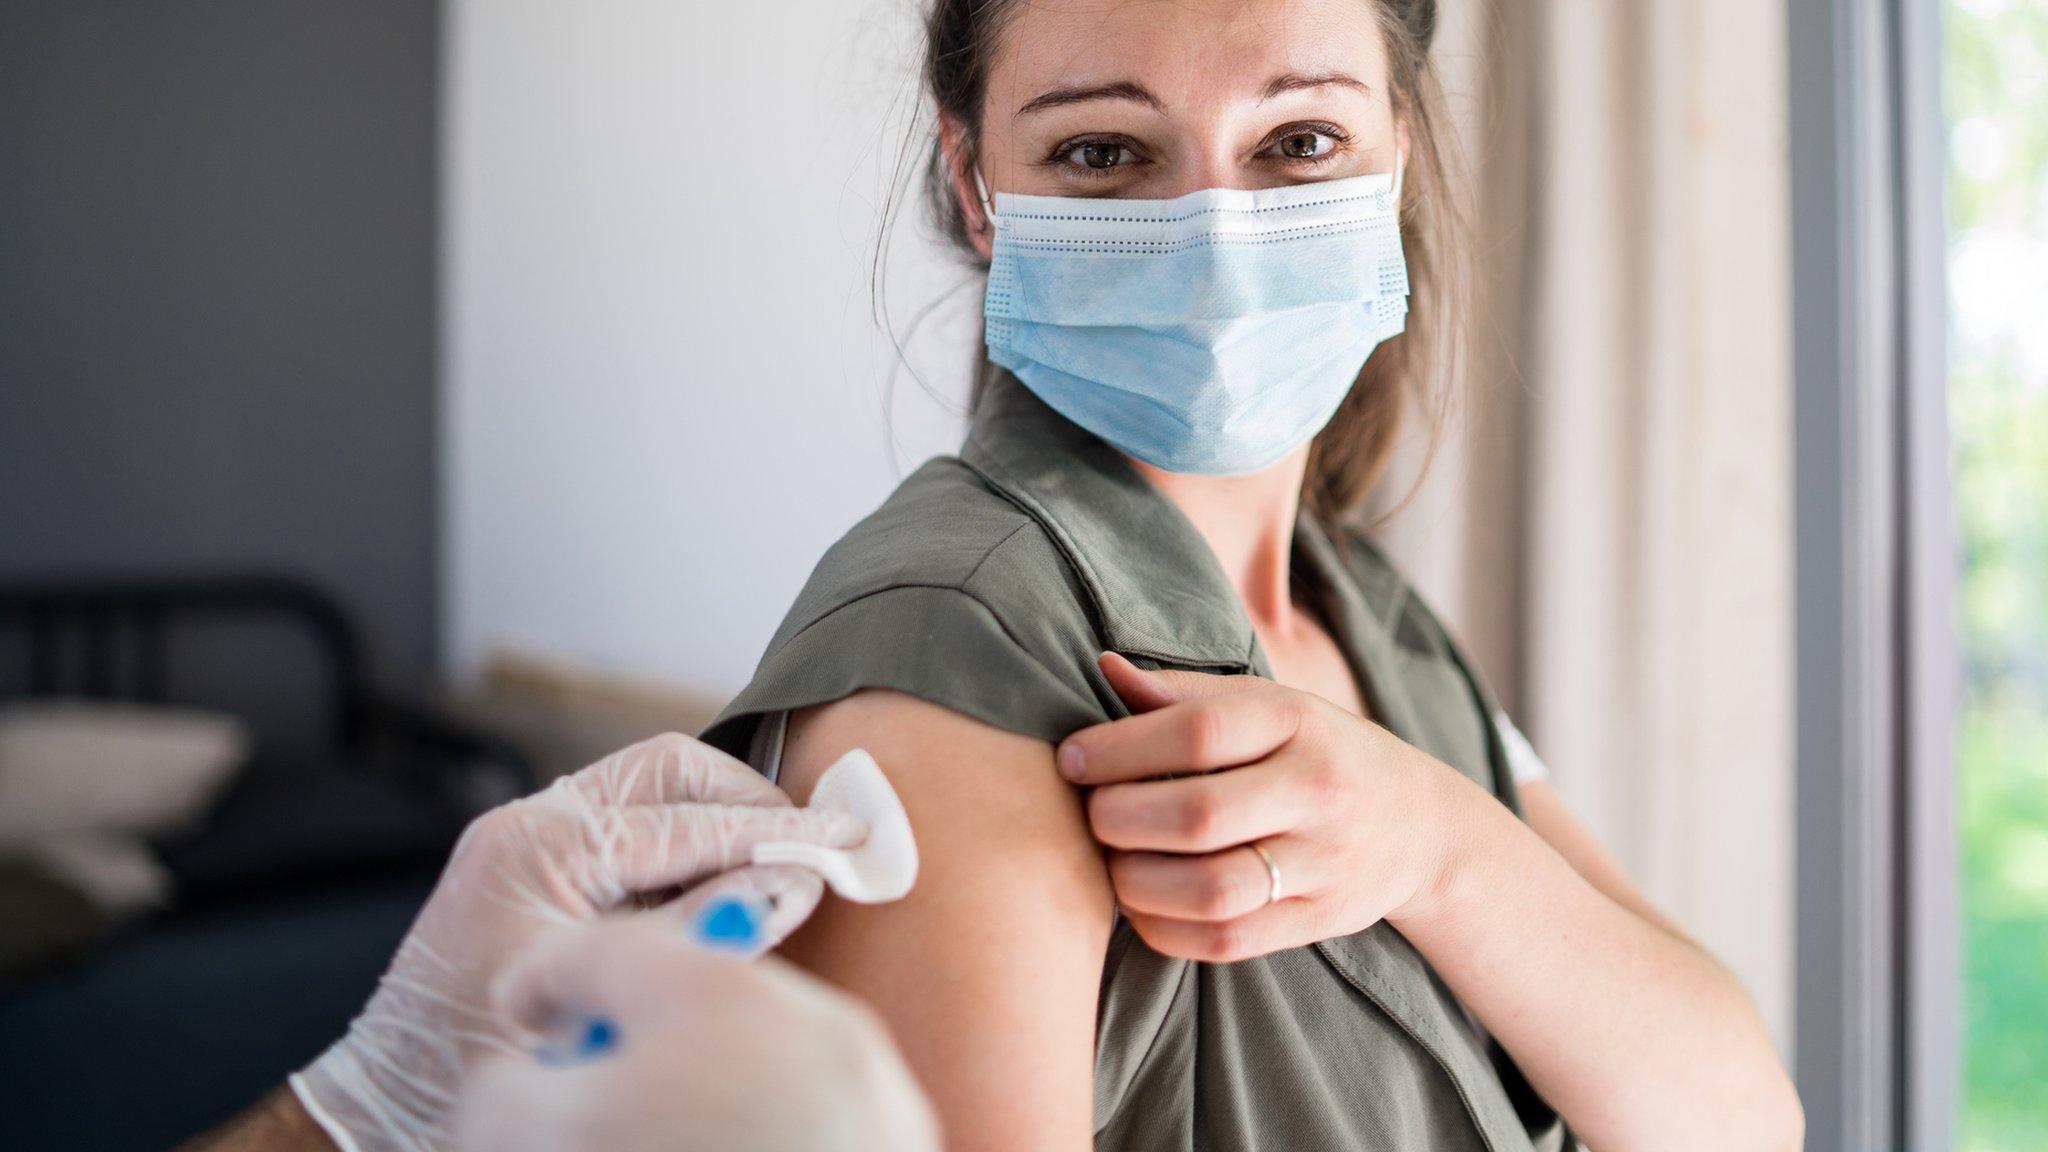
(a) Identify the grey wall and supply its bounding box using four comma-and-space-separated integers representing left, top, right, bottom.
0, 3, 439, 698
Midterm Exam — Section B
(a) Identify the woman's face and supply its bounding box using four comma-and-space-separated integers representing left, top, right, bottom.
953, 0, 1401, 255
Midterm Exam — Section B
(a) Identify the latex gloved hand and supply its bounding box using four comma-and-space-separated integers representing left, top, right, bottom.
455, 918, 940, 1152
290, 733, 865, 1152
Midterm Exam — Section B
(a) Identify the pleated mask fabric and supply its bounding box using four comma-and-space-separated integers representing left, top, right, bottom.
983, 168, 1409, 476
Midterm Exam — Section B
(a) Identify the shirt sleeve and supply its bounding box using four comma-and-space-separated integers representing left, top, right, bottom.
1491, 711, 1552, 786
701, 583, 1106, 761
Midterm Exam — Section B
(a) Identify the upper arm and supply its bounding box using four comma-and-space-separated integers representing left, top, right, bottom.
773, 689, 1115, 1152
1518, 780, 1691, 941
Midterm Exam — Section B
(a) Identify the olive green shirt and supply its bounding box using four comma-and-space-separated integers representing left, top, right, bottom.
705, 370, 1566, 1151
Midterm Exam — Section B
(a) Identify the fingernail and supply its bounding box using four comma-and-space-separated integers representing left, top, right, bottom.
1058, 742, 1086, 781
1105, 651, 1150, 676
691, 896, 765, 952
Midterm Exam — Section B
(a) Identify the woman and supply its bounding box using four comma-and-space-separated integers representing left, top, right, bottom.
703, 1, 1802, 1149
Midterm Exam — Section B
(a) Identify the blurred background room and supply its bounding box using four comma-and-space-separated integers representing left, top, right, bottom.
0, 0, 2042, 1149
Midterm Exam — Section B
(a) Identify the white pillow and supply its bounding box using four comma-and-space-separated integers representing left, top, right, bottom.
0, 700, 251, 847
23, 833, 174, 914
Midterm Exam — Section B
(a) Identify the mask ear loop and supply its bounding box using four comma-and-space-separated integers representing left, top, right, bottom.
1391, 146, 1407, 202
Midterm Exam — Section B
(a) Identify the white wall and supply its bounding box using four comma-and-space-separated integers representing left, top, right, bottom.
443, 0, 980, 699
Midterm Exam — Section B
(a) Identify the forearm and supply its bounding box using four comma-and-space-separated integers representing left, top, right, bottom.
1389, 784, 1801, 1152
177, 1086, 337, 1152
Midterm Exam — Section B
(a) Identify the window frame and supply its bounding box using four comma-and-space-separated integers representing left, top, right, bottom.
1789, 0, 1958, 1147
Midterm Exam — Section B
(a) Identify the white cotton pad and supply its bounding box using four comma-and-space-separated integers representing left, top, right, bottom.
751, 749, 918, 904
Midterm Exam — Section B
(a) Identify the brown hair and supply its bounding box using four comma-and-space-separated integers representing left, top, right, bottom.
917, 0, 1468, 520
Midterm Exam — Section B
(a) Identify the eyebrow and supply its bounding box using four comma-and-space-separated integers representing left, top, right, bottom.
1015, 72, 1372, 118
1261, 71, 1372, 100
1016, 81, 1165, 117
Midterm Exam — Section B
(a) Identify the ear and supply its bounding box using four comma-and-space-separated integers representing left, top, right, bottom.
939, 115, 995, 262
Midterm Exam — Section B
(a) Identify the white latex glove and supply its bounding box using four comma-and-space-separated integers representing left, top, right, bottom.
454, 919, 941, 1152
290, 733, 866, 1152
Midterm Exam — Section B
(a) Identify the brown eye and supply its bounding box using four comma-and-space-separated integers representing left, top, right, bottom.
1276, 131, 1335, 160
1075, 141, 1127, 169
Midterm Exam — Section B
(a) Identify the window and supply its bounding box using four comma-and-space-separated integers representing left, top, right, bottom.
1946, 2, 2048, 1148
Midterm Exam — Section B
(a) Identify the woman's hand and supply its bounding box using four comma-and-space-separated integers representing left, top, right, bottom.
1065, 655, 1802, 1149
1057, 652, 1485, 962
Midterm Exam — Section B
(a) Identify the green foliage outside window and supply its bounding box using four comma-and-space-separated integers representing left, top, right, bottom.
1947, 1, 2048, 1147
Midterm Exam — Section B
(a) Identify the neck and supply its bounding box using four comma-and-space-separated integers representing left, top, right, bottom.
1130, 447, 1310, 631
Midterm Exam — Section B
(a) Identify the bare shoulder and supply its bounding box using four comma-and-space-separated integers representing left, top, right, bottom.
782, 688, 1099, 843
777, 688, 1114, 949
774, 689, 1112, 1152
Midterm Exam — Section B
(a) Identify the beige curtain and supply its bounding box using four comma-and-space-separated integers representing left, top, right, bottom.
1377, 0, 1795, 1050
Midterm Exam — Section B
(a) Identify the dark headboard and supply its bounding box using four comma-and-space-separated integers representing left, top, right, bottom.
0, 572, 535, 804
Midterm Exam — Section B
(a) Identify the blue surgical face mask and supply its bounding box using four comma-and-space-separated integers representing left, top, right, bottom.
979, 165, 1409, 476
